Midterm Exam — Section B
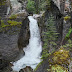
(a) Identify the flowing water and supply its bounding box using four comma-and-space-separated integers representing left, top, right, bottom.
12, 16, 42, 72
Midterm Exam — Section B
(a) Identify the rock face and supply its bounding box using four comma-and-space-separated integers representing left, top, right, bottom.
35, 0, 71, 72
0, 16, 30, 71
52, 0, 65, 14
0, 28, 20, 62
38, 0, 63, 45
0, 52, 9, 72
0, 5, 7, 17
35, 59, 49, 72
18, 17, 30, 51
0, 0, 30, 71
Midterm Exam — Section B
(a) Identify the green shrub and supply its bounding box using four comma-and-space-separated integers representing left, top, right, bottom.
26, 0, 36, 13
9, 14, 17, 20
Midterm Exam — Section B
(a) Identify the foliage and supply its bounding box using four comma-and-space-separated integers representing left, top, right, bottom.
26, 0, 51, 13
52, 47, 69, 65
48, 64, 68, 72
64, 16, 71, 21
39, 1, 47, 11
42, 15, 58, 59
0, 0, 6, 5
9, 14, 17, 20
7, 20, 22, 26
65, 28, 72, 39
26, 0, 36, 13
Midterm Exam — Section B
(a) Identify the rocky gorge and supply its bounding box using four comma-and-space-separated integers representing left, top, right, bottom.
0, 0, 72, 72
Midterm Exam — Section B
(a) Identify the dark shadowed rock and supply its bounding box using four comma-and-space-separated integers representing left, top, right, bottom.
35, 59, 49, 72
18, 17, 30, 51
0, 52, 9, 71
19, 66, 33, 72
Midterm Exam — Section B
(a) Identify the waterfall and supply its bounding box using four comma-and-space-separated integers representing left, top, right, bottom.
12, 16, 42, 72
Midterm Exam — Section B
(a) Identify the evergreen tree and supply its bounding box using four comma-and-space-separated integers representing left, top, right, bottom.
42, 15, 58, 59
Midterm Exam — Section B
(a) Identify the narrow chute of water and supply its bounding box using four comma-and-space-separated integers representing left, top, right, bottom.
12, 16, 42, 72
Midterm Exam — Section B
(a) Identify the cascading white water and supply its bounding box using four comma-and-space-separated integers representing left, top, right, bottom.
12, 16, 42, 72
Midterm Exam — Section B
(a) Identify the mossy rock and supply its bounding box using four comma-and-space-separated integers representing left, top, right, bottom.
7, 20, 22, 26
0, 20, 22, 28
0, 20, 22, 32
48, 64, 68, 72
52, 47, 69, 65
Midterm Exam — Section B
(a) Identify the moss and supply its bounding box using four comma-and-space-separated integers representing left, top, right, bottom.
7, 20, 22, 26
64, 16, 71, 21
1, 20, 22, 28
52, 47, 69, 65
48, 64, 68, 72
9, 14, 17, 20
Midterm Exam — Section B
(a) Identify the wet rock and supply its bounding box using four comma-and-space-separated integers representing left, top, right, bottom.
19, 66, 33, 72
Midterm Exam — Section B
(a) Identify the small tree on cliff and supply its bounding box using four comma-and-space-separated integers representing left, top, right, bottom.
42, 15, 58, 59
26, 0, 35, 14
